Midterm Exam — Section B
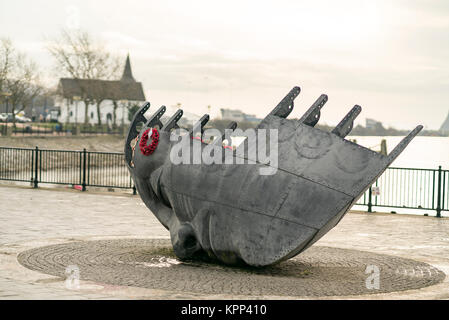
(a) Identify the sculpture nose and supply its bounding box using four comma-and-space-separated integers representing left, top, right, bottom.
171, 223, 201, 259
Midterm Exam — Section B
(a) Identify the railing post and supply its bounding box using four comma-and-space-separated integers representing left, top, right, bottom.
82, 148, 87, 191
436, 166, 442, 218
33, 146, 39, 188
367, 186, 373, 213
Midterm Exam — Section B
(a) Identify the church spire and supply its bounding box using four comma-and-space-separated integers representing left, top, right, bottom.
121, 54, 135, 82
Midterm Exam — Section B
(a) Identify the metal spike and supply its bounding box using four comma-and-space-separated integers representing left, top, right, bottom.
387, 125, 423, 163
162, 109, 183, 132
189, 114, 210, 137
227, 121, 237, 130
212, 121, 237, 146
145, 105, 166, 129
125, 102, 151, 166
299, 94, 328, 127
332, 105, 362, 138
268, 86, 301, 119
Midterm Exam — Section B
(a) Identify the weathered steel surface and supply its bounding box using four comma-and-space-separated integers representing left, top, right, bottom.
125, 86, 422, 266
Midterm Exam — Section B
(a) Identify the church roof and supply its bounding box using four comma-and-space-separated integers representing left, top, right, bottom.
58, 78, 145, 101
58, 55, 145, 101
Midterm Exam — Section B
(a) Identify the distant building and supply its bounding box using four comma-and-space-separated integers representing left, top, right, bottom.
366, 118, 382, 129
57, 55, 145, 125
440, 111, 449, 135
220, 108, 261, 123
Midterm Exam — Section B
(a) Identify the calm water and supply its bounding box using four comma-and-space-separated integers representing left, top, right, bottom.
348, 136, 449, 170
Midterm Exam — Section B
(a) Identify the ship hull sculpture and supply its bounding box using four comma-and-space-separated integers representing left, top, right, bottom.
125, 86, 422, 266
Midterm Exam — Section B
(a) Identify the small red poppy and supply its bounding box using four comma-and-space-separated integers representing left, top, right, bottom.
139, 128, 159, 156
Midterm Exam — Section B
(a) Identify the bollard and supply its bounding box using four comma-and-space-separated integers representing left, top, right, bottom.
436, 166, 442, 218
33, 146, 39, 188
367, 186, 373, 213
82, 148, 87, 191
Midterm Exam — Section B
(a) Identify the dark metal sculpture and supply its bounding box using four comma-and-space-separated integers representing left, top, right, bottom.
125, 86, 422, 266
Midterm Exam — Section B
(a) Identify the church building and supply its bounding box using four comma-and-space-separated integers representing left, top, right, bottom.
57, 55, 145, 126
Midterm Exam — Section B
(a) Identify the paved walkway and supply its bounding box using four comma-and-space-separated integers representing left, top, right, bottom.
0, 185, 448, 299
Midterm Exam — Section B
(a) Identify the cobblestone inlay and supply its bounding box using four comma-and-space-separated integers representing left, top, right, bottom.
17, 239, 445, 297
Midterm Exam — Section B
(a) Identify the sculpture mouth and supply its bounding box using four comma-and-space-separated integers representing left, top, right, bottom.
171, 223, 202, 260
183, 234, 198, 250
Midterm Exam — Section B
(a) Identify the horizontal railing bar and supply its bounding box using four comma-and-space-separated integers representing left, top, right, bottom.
86, 151, 125, 156
389, 167, 448, 173
0, 146, 36, 152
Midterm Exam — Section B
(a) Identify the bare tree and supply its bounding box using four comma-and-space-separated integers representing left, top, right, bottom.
112, 100, 119, 128
111, 99, 125, 128
47, 30, 121, 125
0, 39, 13, 93
0, 39, 42, 125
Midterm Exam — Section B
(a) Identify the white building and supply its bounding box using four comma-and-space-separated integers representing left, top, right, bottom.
365, 118, 382, 129
57, 55, 146, 126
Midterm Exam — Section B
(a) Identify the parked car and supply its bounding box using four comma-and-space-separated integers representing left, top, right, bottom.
0, 113, 14, 122
15, 114, 32, 123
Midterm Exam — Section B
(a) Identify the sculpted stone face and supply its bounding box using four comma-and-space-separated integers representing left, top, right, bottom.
125, 86, 422, 266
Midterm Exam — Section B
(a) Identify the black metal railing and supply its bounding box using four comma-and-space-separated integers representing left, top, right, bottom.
0, 146, 135, 194
355, 166, 448, 217
0, 124, 124, 136
0, 146, 447, 216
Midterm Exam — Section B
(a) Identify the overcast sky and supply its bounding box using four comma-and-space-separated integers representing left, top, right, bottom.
1, 0, 448, 130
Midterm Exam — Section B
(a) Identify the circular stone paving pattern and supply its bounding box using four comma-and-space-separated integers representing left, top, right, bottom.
18, 239, 445, 297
